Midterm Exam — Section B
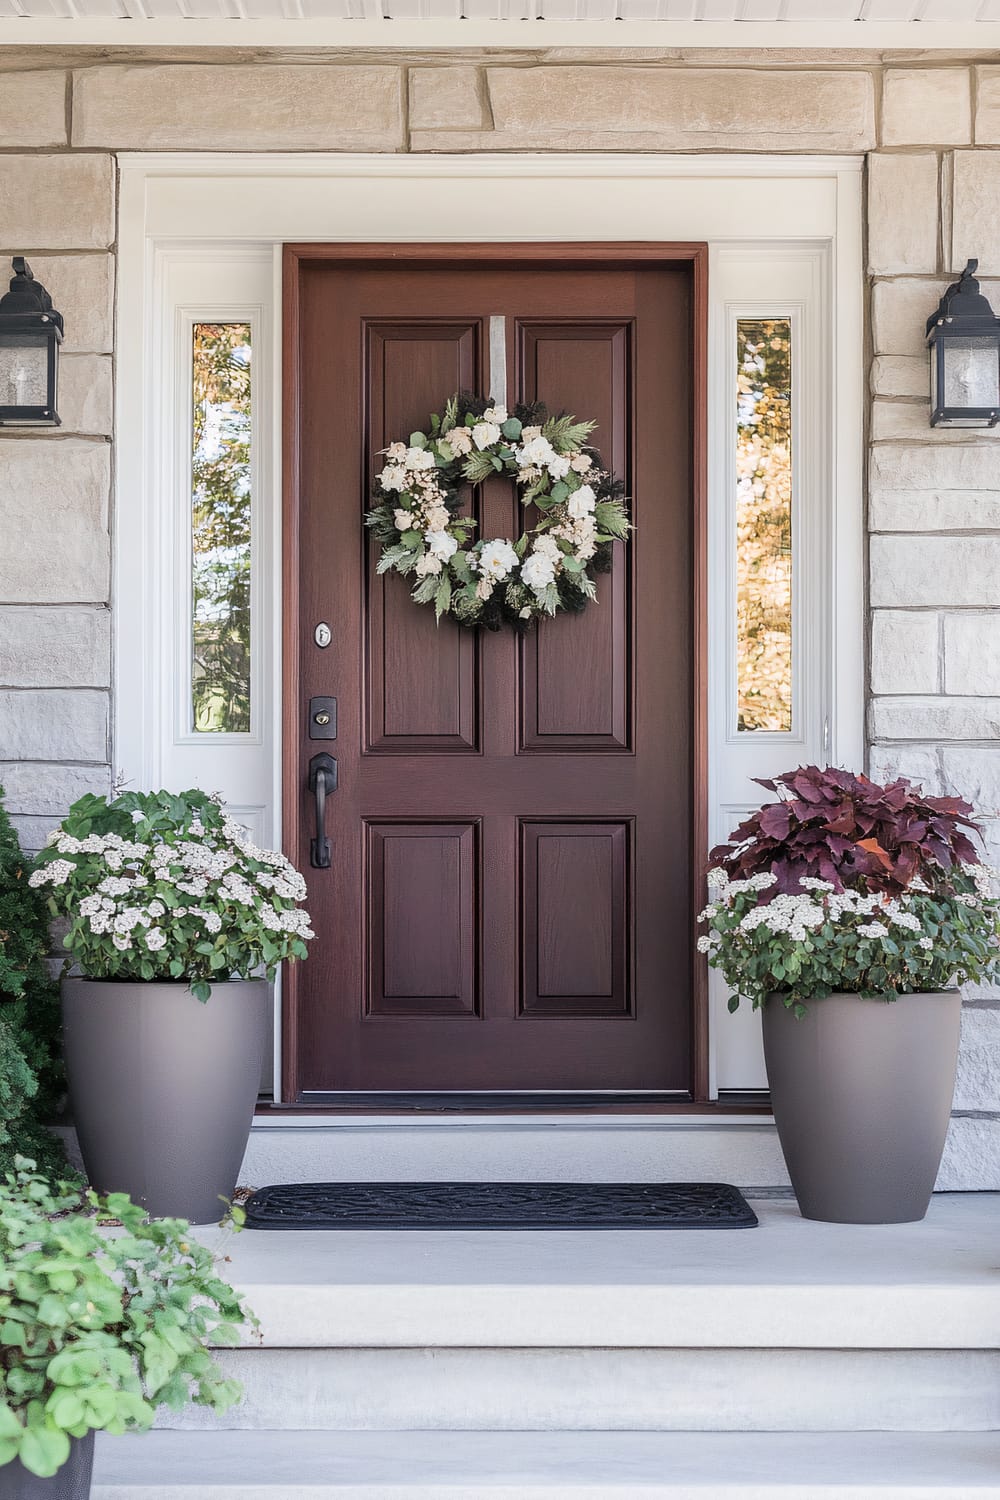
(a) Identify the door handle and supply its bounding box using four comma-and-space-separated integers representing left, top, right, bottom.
308, 752, 338, 869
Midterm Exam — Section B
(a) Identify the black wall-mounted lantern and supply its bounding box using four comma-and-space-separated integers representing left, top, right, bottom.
0, 258, 63, 427
926, 259, 1000, 428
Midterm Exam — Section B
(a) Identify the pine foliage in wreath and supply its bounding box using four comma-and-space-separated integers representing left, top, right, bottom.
364, 393, 631, 631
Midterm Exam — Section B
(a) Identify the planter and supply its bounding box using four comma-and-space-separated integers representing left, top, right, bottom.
0, 1433, 94, 1500
762, 989, 961, 1225
61, 977, 268, 1224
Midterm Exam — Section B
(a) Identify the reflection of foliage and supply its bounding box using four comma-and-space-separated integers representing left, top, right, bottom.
192, 324, 252, 734
737, 320, 792, 733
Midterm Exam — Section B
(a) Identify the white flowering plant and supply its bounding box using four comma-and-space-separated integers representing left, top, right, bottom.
699, 870, 1000, 1017
700, 767, 1000, 1014
364, 393, 631, 631
30, 790, 314, 1002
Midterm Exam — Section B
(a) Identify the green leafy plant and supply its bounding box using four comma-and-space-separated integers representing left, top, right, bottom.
0, 1158, 256, 1479
30, 788, 314, 1002
0, 786, 65, 1179
700, 767, 1000, 1014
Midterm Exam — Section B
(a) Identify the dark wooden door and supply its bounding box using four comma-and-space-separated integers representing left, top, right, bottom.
284, 247, 701, 1101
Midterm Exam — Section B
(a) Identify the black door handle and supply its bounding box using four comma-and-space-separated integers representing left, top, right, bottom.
308, 753, 338, 869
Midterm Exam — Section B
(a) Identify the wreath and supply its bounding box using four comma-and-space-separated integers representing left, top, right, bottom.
364, 393, 631, 631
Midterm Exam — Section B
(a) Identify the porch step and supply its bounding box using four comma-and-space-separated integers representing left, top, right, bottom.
159, 1196, 1000, 1435
92, 1430, 1000, 1497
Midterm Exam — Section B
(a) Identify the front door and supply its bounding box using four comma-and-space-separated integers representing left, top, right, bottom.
284, 246, 701, 1102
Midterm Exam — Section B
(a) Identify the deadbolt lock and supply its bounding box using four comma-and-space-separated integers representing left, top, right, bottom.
308, 696, 337, 740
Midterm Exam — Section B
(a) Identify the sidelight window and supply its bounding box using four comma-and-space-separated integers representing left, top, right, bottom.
191, 322, 253, 734
735, 318, 792, 734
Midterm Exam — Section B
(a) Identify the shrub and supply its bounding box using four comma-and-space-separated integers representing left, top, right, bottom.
30, 788, 313, 1002
0, 1158, 255, 1479
0, 788, 64, 1178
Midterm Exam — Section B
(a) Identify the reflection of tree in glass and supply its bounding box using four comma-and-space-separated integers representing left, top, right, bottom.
192, 324, 251, 734
736, 320, 792, 733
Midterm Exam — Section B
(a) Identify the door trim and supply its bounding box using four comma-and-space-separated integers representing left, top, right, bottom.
281, 241, 709, 1107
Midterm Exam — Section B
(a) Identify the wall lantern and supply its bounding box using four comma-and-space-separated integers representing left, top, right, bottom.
926, 259, 1000, 429
0, 258, 63, 427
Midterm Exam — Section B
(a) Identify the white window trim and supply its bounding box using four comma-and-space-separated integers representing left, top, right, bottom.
115, 151, 864, 1103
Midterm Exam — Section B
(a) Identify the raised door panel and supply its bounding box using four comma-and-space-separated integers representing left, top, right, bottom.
520, 820, 632, 1017
365, 323, 481, 753
366, 820, 480, 1017
517, 322, 632, 753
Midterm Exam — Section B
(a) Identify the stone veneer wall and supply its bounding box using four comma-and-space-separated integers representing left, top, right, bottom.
1, 47, 998, 1183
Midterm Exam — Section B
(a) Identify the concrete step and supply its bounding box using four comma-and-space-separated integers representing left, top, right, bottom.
162, 1345, 1000, 1433
93, 1430, 1000, 1497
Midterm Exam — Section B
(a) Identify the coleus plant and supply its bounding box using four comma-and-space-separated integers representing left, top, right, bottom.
709, 765, 983, 898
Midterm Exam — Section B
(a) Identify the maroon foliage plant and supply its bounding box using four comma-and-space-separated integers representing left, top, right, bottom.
709, 765, 982, 898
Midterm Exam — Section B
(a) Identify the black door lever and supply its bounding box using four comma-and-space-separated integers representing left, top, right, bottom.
308, 752, 338, 869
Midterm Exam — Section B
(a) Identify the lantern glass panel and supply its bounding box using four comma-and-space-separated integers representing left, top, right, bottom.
941, 335, 1000, 411
0, 334, 48, 408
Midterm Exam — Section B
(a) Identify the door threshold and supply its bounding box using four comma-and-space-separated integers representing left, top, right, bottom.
256, 1090, 772, 1116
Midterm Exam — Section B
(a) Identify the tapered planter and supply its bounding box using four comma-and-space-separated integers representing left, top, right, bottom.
61, 977, 268, 1224
0, 1433, 94, 1500
762, 989, 961, 1225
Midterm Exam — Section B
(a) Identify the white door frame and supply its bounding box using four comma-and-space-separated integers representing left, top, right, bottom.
115, 151, 865, 1105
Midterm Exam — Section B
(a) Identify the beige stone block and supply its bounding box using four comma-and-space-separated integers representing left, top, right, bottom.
58, 355, 113, 437
882, 69, 971, 147
951, 152, 1000, 277
0, 606, 110, 688
944, 614, 1000, 696
871, 279, 951, 360
953, 1007, 1000, 1114
869, 401, 1000, 443
411, 67, 875, 152
409, 67, 485, 131
0, 70, 67, 148
937, 1116, 1000, 1192
975, 68, 1000, 145
0, 440, 109, 604
0, 688, 107, 762
870, 695, 1000, 741
868, 743, 941, 792
942, 747, 1000, 817
871, 611, 939, 696
0, 156, 113, 252
73, 65, 404, 150
870, 534, 1000, 608
0, 759, 110, 816
870, 356, 928, 400
870, 490, 1000, 531
868, 155, 939, 276
870, 441, 1000, 493
0, 255, 116, 355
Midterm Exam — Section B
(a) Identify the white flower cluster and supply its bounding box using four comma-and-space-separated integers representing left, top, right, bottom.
31, 812, 314, 971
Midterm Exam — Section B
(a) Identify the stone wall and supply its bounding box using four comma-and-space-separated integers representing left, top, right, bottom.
1, 48, 998, 1181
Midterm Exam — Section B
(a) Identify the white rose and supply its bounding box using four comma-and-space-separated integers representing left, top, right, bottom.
483, 406, 508, 424
568, 484, 596, 519
425, 505, 450, 531
570, 453, 593, 474
532, 534, 562, 563
475, 577, 495, 601
394, 508, 416, 532
414, 553, 443, 577
405, 447, 436, 470
517, 435, 556, 468
521, 551, 557, 593
472, 421, 501, 451
386, 442, 407, 461
479, 540, 520, 580
379, 465, 407, 493
547, 455, 571, 480
521, 425, 542, 441
426, 530, 459, 562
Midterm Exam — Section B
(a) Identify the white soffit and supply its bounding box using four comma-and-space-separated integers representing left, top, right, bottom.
3, 0, 1000, 46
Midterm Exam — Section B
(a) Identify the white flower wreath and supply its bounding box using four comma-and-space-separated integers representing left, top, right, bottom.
364, 394, 631, 631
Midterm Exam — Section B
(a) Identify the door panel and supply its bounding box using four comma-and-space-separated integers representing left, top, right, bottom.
288, 251, 697, 1098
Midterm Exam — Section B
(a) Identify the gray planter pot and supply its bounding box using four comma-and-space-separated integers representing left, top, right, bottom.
762, 989, 961, 1225
0, 1432, 94, 1500
61, 977, 268, 1224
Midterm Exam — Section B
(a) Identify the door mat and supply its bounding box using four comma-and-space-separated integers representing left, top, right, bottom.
244, 1181, 758, 1230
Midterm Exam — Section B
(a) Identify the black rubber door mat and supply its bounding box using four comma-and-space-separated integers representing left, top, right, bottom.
244, 1182, 758, 1230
